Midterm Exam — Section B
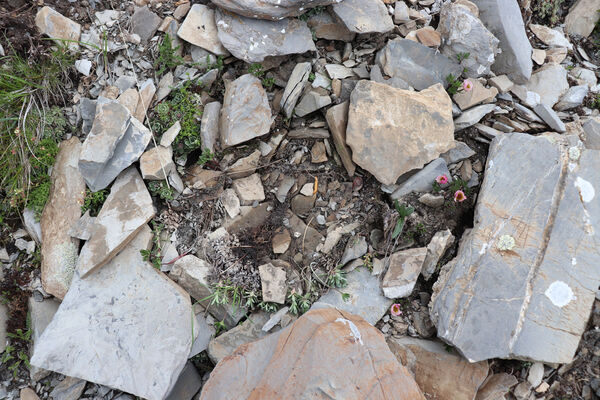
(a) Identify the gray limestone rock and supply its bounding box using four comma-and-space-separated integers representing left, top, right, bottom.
31, 226, 194, 400
294, 90, 331, 117
165, 363, 202, 400
441, 141, 476, 164
215, 9, 316, 63
177, 4, 228, 55
582, 117, 600, 149
140, 145, 176, 180
332, 0, 394, 34
376, 38, 462, 90
454, 103, 495, 131
210, 0, 341, 21
201, 102, 221, 152
472, 0, 532, 84
421, 230, 455, 280
555, 85, 588, 111
79, 98, 97, 135
306, 10, 356, 42
23, 208, 42, 244
431, 132, 600, 363
280, 62, 312, 119
35, 7, 81, 50
29, 298, 61, 382
131, 6, 162, 43
50, 376, 86, 400
533, 104, 566, 133
340, 236, 368, 265
382, 248, 427, 299
526, 64, 569, 108
189, 305, 215, 358
391, 158, 452, 200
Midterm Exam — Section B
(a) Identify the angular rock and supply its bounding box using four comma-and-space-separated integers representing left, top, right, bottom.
160, 121, 181, 147
79, 98, 96, 135
177, 4, 227, 55
29, 298, 61, 382
32, 227, 194, 400
117, 88, 139, 115
35, 7, 81, 50
582, 117, 600, 149
224, 202, 272, 234
131, 6, 162, 43
185, 167, 222, 190
140, 145, 175, 180
232, 173, 265, 206
340, 236, 368, 266
454, 103, 495, 131
41, 138, 85, 299
570, 66, 597, 87
526, 63, 569, 108
294, 90, 331, 117
376, 38, 462, 90
391, 158, 452, 200
166, 363, 202, 400
555, 85, 588, 111
488, 75, 514, 94
325, 64, 355, 80
388, 337, 489, 400
453, 79, 498, 111
280, 62, 311, 119
228, 150, 261, 180
306, 11, 356, 42
210, 0, 341, 20
20, 388, 39, 400
311, 267, 393, 325
326, 101, 355, 176
332, 0, 394, 34
346, 81, 454, 186
419, 193, 445, 208
533, 103, 566, 133
527, 362, 544, 388
438, 2, 499, 77
134, 79, 156, 123
286, 211, 323, 256
76, 168, 155, 277
50, 377, 86, 400
422, 230, 455, 280
220, 74, 272, 147
415, 27, 442, 47
259, 263, 287, 304
441, 141, 476, 164
565, 0, 600, 38
189, 306, 216, 358
215, 10, 316, 63
272, 229, 291, 254
530, 24, 572, 50
200, 308, 425, 400
475, 373, 518, 400
201, 102, 221, 152
431, 132, 600, 363
382, 248, 427, 299
220, 188, 241, 219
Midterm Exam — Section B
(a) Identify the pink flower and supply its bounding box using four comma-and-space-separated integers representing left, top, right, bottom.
454, 190, 467, 202
463, 79, 473, 92
435, 174, 449, 185
390, 303, 402, 316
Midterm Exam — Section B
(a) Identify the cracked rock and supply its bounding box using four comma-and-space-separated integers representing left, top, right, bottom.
210, 0, 342, 21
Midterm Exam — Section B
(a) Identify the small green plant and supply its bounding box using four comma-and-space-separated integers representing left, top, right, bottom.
6, 328, 31, 342
288, 292, 311, 315
148, 181, 175, 201
457, 52, 470, 63
197, 149, 215, 166
156, 33, 185, 76
392, 201, 414, 239
248, 63, 265, 78
259, 301, 278, 313
449, 177, 470, 196
590, 94, 600, 110
214, 320, 227, 336
297, 6, 326, 21
262, 77, 275, 90
80, 188, 109, 217
362, 253, 374, 271
341, 293, 351, 302
532, 0, 565, 26
446, 74, 463, 95
208, 55, 225, 71
140, 221, 165, 269
325, 267, 348, 288
308, 72, 316, 82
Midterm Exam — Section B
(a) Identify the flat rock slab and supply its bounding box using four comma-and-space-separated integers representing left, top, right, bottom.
210, 0, 341, 21
76, 167, 155, 277
565, 0, 600, 37
376, 38, 462, 91
280, 62, 312, 119
208, 311, 270, 364
382, 248, 427, 299
177, 4, 228, 55
346, 80, 454, 185
326, 101, 355, 176
215, 9, 316, 63
526, 63, 569, 107
200, 308, 425, 400
35, 7, 81, 50
431, 132, 600, 363
332, 0, 394, 34
41, 138, 85, 299
31, 225, 194, 400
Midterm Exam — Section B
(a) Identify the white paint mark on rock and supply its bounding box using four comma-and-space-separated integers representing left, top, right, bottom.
574, 177, 595, 203
545, 281, 575, 307
335, 318, 363, 345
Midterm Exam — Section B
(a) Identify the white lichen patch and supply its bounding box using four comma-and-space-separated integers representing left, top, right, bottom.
497, 234, 515, 251
544, 281, 575, 307
335, 318, 363, 345
574, 177, 595, 203
568, 147, 581, 161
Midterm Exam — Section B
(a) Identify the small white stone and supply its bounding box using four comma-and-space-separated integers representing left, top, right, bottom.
75, 59, 92, 76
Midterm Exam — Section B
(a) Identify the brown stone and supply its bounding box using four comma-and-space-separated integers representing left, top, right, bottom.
20, 388, 40, 400
325, 101, 355, 176
184, 166, 222, 189
117, 88, 140, 115
134, 79, 156, 123
258, 263, 287, 304
35, 7, 81, 50
346, 81, 454, 185
200, 308, 425, 400
272, 229, 291, 254
311, 141, 328, 163
41, 138, 85, 299
415, 27, 441, 47
140, 146, 175, 180
475, 373, 518, 400
453, 79, 498, 110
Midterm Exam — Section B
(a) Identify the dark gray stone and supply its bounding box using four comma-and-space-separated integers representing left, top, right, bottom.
533, 103, 566, 133
131, 6, 162, 43
165, 362, 202, 400
332, 0, 394, 34
210, 0, 341, 21
390, 158, 451, 200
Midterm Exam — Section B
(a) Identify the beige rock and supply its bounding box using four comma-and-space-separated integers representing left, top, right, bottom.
76, 168, 155, 277
159, 121, 181, 147
325, 101, 355, 176
220, 188, 241, 219
545, 47, 568, 64
41, 138, 85, 299
117, 88, 140, 115
455, 0, 479, 16
272, 229, 291, 254
20, 388, 40, 400
177, 4, 227, 55
488, 75, 513, 94
382, 247, 427, 298
475, 373, 518, 400
453, 79, 498, 110
421, 229, 455, 280
185, 166, 222, 189
227, 149, 261, 179
259, 263, 287, 304
415, 27, 441, 47
200, 308, 426, 400
140, 146, 175, 180
310, 141, 327, 163
306, 12, 356, 42
35, 7, 81, 50
532, 48, 546, 65
346, 80, 454, 185
530, 24, 572, 49
232, 174, 265, 206
134, 79, 156, 122
565, 0, 600, 37
388, 337, 489, 400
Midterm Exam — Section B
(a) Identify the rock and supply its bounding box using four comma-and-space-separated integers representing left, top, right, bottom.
207, 311, 270, 364
311, 267, 393, 325
422, 230, 455, 281
286, 210, 323, 255
530, 24, 572, 50
388, 337, 489, 400
346, 81, 454, 186
200, 102, 221, 152
570, 67, 598, 88
370, 64, 410, 90
210, 0, 341, 20
165, 363, 202, 400
454, 103, 495, 131
546, 47, 568, 64
117, 88, 140, 115
555, 85, 588, 111
276, 176, 296, 203
220, 189, 241, 219
533, 104, 566, 133
170, 255, 244, 327
225, 202, 272, 234
200, 308, 425, 400
280, 62, 311, 119
441, 141, 476, 164
376, 38, 462, 90
262, 306, 289, 332
453, 79, 498, 110
473, 0, 532, 83
300, 183, 314, 196
583, 117, 600, 149
510, 84, 541, 108
220, 74, 272, 147
185, 167, 222, 189
290, 194, 315, 216
310, 141, 327, 163
227, 150, 261, 179
140, 145, 175, 180
41, 138, 85, 299
76, 168, 155, 278
326, 101, 355, 176
340, 236, 368, 265
0, 304, 7, 354
20, 388, 39, 400
294, 90, 331, 117
272, 229, 291, 254
306, 11, 356, 42
438, 2, 499, 77
156, 72, 174, 103
232, 174, 265, 206
31, 226, 194, 400
20, 209, 41, 241
527, 362, 544, 388
131, 6, 162, 43
475, 373, 518, 400
75, 59, 92, 76
177, 4, 227, 55
134, 79, 156, 123
79, 98, 97, 135
382, 248, 427, 299
488, 75, 514, 94
35, 7, 81, 50
565, 0, 600, 38
532, 48, 546, 65
418, 193, 445, 208
29, 297, 60, 381
50, 377, 86, 400
513, 382, 532, 400
527, 63, 569, 106
215, 10, 316, 63
415, 27, 441, 47
288, 128, 330, 139
332, 0, 394, 34
431, 132, 600, 364
259, 263, 287, 304
391, 158, 451, 200
160, 121, 181, 147
325, 64, 355, 80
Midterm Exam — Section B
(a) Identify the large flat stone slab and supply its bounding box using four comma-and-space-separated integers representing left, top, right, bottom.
31, 226, 194, 400
210, 0, 341, 21
76, 167, 155, 277
346, 80, 454, 185
431, 132, 600, 363
35, 6, 81, 50
177, 4, 228, 55
332, 0, 394, 34
41, 138, 85, 299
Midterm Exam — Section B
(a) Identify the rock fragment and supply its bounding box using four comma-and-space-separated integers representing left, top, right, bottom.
232, 173, 265, 206
140, 146, 175, 180
382, 248, 427, 299
533, 104, 566, 133
332, 0, 395, 34
131, 6, 162, 43
210, 0, 342, 21
565, 0, 600, 38
526, 63, 569, 107
280, 62, 311, 119
177, 4, 228, 55
326, 101, 355, 176
421, 230, 455, 280
201, 102, 221, 152
35, 7, 81, 50
454, 103, 495, 131
259, 263, 287, 304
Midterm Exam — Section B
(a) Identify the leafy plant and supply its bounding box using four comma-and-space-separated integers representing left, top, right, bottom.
445, 74, 463, 96
325, 267, 347, 288
148, 181, 175, 201
197, 149, 215, 166
288, 292, 311, 315
214, 320, 227, 336
156, 33, 185, 76
308, 72, 316, 82
532, 0, 565, 26
140, 221, 165, 269
248, 63, 265, 78
392, 201, 414, 239
208, 55, 225, 71
80, 188, 109, 217
262, 77, 275, 90
297, 6, 326, 21
457, 52, 470, 63
259, 301, 278, 313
